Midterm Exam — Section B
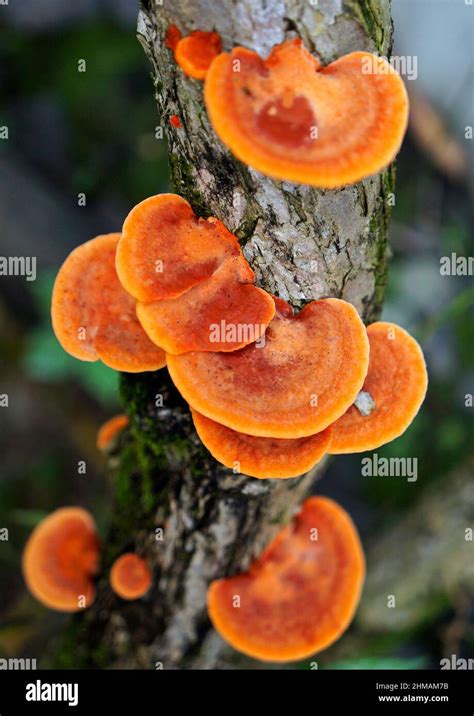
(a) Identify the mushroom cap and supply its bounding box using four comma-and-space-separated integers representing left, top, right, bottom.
204, 39, 409, 188
22, 507, 99, 612
136, 256, 275, 354
175, 30, 222, 80
96, 414, 129, 452
167, 297, 369, 438
192, 409, 332, 479
51, 233, 166, 372
329, 321, 428, 453
116, 194, 247, 303
110, 553, 152, 601
208, 496, 365, 662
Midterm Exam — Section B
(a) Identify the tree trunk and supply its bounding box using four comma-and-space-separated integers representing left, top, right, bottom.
55, 0, 395, 669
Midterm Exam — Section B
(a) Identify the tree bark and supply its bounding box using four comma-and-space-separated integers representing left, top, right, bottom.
55, 0, 395, 669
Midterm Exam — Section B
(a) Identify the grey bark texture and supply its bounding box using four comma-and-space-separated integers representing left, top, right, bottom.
55, 0, 396, 670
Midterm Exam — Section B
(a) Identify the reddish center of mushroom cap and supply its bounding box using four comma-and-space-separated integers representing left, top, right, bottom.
204, 38, 409, 187
257, 96, 317, 149
207, 496, 365, 662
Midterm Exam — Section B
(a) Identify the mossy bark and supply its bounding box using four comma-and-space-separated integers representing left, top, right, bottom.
55, 0, 395, 669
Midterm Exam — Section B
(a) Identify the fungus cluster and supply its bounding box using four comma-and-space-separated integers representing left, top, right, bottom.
22, 507, 151, 610
43, 29, 421, 661
117, 194, 275, 353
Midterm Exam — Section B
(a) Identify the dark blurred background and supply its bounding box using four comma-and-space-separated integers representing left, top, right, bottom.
0, 0, 472, 669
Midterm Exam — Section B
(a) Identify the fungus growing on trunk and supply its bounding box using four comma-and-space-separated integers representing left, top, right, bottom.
51, 233, 166, 372
205, 39, 408, 187
97, 414, 129, 453
175, 30, 222, 80
22, 508, 99, 612
136, 256, 274, 354
117, 194, 274, 353
167, 297, 369, 438
110, 553, 152, 601
329, 322, 428, 453
192, 410, 332, 479
116, 194, 246, 302
207, 496, 365, 661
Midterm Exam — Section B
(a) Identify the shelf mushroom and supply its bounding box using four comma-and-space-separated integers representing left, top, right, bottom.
175, 30, 222, 80
22, 507, 99, 612
117, 194, 275, 353
167, 297, 369, 438
192, 410, 332, 479
110, 553, 152, 601
205, 38, 408, 188
96, 414, 129, 453
329, 321, 428, 453
208, 496, 365, 661
51, 233, 166, 372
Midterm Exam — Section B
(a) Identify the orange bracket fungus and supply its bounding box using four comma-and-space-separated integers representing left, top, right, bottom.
110, 553, 152, 601
51, 233, 166, 372
117, 194, 275, 353
22, 507, 99, 612
329, 321, 428, 453
97, 414, 129, 453
167, 297, 369, 438
205, 39, 408, 187
192, 410, 333, 479
175, 30, 222, 80
208, 496, 365, 662
136, 256, 274, 354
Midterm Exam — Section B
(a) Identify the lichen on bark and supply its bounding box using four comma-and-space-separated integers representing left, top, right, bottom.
55, 0, 396, 669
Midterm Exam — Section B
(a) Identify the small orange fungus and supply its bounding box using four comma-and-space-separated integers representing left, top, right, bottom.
22, 507, 99, 612
96, 414, 129, 452
110, 553, 152, 601
175, 30, 222, 80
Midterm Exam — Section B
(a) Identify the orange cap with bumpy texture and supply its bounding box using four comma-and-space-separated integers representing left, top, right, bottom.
192, 409, 332, 479
329, 321, 428, 453
22, 507, 99, 612
51, 233, 166, 373
167, 297, 369, 438
208, 496, 365, 662
205, 39, 408, 188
